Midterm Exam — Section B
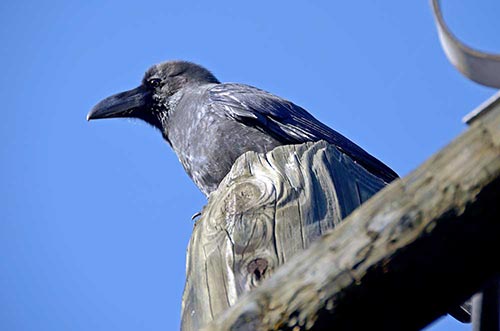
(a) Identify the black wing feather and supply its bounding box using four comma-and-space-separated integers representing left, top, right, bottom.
208, 83, 398, 183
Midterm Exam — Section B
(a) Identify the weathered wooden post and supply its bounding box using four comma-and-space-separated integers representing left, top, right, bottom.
181, 141, 387, 330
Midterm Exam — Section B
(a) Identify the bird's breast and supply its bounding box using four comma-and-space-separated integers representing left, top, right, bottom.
166, 97, 281, 195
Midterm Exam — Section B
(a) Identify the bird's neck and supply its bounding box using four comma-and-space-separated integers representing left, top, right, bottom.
167, 89, 185, 113
158, 89, 185, 145
160, 83, 218, 145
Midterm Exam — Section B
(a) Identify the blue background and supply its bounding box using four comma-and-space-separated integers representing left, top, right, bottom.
1, 1, 499, 330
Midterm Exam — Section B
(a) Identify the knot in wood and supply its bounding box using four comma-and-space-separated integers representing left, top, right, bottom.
247, 258, 269, 282
222, 176, 275, 216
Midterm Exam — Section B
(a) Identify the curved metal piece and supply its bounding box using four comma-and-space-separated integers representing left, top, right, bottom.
431, 0, 500, 88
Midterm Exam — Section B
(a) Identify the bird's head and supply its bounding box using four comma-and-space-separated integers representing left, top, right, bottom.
87, 60, 220, 130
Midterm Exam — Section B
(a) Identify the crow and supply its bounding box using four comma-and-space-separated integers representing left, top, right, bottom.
87, 60, 398, 196
87, 61, 475, 324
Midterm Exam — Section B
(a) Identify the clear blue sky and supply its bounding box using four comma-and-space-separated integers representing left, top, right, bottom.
1, 1, 498, 330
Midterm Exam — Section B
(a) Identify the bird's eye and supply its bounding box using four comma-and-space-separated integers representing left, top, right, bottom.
148, 78, 162, 88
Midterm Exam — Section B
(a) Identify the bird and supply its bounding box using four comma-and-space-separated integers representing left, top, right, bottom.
87, 60, 398, 196
87, 61, 475, 324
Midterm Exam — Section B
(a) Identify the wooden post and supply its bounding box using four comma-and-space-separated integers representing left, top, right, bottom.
181, 140, 387, 331
181, 99, 500, 330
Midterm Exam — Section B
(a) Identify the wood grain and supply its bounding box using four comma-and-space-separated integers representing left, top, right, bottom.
181, 141, 387, 331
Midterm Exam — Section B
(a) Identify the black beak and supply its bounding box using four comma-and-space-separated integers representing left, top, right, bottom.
87, 85, 151, 121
